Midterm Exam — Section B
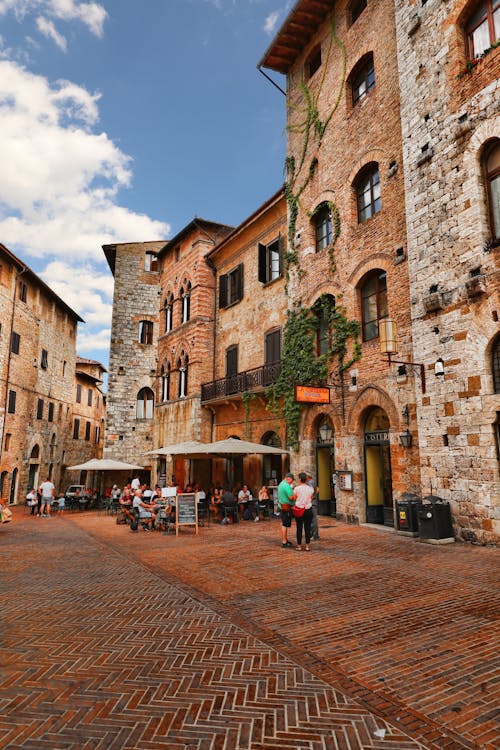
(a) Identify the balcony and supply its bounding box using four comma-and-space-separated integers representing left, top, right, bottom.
201, 361, 282, 403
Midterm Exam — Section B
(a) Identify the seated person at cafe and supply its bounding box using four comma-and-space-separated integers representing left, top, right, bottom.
132, 491, 157, 530
237, 484, 251, 516
209, 487, 223, 521
221, 487, 238, 524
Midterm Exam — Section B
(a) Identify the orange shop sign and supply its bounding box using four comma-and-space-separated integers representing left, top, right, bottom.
294, 385, 330, 404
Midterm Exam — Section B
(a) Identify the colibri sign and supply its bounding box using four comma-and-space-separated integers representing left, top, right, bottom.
294, 385, 330, 404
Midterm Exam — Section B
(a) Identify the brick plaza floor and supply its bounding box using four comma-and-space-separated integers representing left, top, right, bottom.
0, 508, 498, 749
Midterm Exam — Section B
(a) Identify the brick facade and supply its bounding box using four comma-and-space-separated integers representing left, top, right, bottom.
0, 243, 106, 503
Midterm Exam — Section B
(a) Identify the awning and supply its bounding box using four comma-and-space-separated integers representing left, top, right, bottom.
67, 458, 144, 471
147, 438, 288, 457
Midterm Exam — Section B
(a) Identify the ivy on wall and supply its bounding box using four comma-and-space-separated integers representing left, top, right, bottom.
268, 295, 360, 448
284, 13, 347, 279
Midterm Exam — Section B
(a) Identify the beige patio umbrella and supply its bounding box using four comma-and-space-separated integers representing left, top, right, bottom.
67, 458, 144, 471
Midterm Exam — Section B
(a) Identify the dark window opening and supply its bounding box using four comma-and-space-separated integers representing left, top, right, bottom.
76, 384, 82, 403
41, 349, 48, 369
73, 418, 80, 439
48, 402, 54, 422
350, 0, 367, 25
219, 264, 244, 308
144, 251, 158, 272
258, 236, 282, 283
19, 281, 27, 302
138, 320, 154, 345
36, 399, 44, 419
11, 331, 20, 354
306, 44, 322, 78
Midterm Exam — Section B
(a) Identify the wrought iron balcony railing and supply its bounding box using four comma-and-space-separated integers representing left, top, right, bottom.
201, 361, 282, 403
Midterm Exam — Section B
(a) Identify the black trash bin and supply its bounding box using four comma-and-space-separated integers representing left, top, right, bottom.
417, 495, 454, 542
396, 492, 420, 536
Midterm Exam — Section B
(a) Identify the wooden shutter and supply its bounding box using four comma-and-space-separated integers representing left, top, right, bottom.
278, 233, 283, 277
219, 274, 228, 308
236, 263, 244, 302
226, 345, 238, 376
258, 243, 267, 283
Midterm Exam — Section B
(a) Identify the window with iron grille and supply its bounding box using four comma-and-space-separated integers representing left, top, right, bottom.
48, 402, 54, 422
36, 399, 44, 419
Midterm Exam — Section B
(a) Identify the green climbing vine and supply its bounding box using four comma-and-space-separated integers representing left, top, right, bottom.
284, 13, 347, 279
241, 391, 257, 439
268, 295, 360, 448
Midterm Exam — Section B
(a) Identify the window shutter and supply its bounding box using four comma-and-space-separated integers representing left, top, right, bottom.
219, 274, 228, 308
237, 263, 244, 301
278, 233, 283, 277
258, 243, 267, 283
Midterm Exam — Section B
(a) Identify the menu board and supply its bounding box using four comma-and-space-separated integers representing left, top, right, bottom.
175, 493, 198, 536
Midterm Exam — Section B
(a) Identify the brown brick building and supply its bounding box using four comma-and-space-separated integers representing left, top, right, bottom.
0, 243, 106, 503
200, 190, 288, 491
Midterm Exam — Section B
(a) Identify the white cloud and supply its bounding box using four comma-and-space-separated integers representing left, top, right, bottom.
264, 10, 280, 36
0, 59, 170, 362
36, 15, 67, 51
77, 327, 112, 354
0, 1, 107, 40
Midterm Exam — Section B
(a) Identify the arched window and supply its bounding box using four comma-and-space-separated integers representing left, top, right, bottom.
492, 336, 500, 393
313, 204, 333, 252
177, 353, 189, 398
181, 281, 191, 323
138, 320, 153, 345
313, 295, 335, 355
483, 140, 500, 241
136, 387, 154, 419
465, 1, 500, 59
164, 293, 174, 333
350, 53, 375, 106
355, 163, 381, 223
360, 270, 388, 341
161, 362, 171, 402
30, 444, 40, 460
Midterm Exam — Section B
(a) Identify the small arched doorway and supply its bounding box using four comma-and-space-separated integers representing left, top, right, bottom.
28, 445, 40, 491
316, 418, 335, 516
364, 407, 393, 526
9, 467, 18, 505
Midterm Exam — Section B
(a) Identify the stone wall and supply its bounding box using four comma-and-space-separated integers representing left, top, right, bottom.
394, 0, 500, 544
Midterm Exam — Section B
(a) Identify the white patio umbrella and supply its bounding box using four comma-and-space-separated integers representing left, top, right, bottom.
67, 458, 144, 471
194, 438, 289, 455
145, 441, 205, 457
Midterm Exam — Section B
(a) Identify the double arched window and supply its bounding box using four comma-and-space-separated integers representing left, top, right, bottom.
181, 281, 191, 324
360, 270, 388, 341
354, 163, 381, 223
161, 363, 171, 402
164, 292, 174, 333
136, 387, 154, 419
177, 351, 189, 398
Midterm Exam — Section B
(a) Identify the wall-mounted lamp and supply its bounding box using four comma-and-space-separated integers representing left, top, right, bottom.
318, 421, 334, 444
380, 318, 426, 393
399, 429, 413, 448
434, 358, 445, 377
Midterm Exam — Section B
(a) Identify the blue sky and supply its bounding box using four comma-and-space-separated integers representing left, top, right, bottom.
0, 0, 287, 367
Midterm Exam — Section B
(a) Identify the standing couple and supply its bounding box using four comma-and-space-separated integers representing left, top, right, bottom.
278, 472, 315, 551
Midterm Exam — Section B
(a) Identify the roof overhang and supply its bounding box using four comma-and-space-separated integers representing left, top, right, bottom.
258, 0, 333, 75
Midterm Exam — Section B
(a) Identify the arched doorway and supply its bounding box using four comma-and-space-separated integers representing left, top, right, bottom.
262, 431, 282, 486
0, 471, 8, 500
28, 445, 40, 491
9, 468, 18, 505
364, 407, 393, 526
316, 418, 335, 516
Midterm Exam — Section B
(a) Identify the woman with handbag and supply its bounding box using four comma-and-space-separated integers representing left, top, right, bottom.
292, 472, 314, 551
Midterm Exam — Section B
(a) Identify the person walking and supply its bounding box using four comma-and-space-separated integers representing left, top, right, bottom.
304, 469, 320, 541
39, 477, 55, 518
277, 473, 294, 548
293, 472, 314, 551
26, 488, 37, 516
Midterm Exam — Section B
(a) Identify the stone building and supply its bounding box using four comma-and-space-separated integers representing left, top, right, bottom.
0, 242, 83, 502
60, 356, 107, 489
394, 0, 500, 544
259, 0, 499, 543
155, 219, 233, 489
102, 241, 166, 483
200, 189, 288, 491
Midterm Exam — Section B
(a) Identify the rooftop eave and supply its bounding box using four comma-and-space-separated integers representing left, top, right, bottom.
258, 0, 333, 75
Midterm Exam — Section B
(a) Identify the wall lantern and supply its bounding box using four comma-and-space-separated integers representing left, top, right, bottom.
318, 421, 334, 444
399, 429, 413, 448
434, 358, 445, 377
380, 318, 426, 394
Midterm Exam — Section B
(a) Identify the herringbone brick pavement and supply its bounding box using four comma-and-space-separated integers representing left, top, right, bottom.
1, 511, 425, 750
